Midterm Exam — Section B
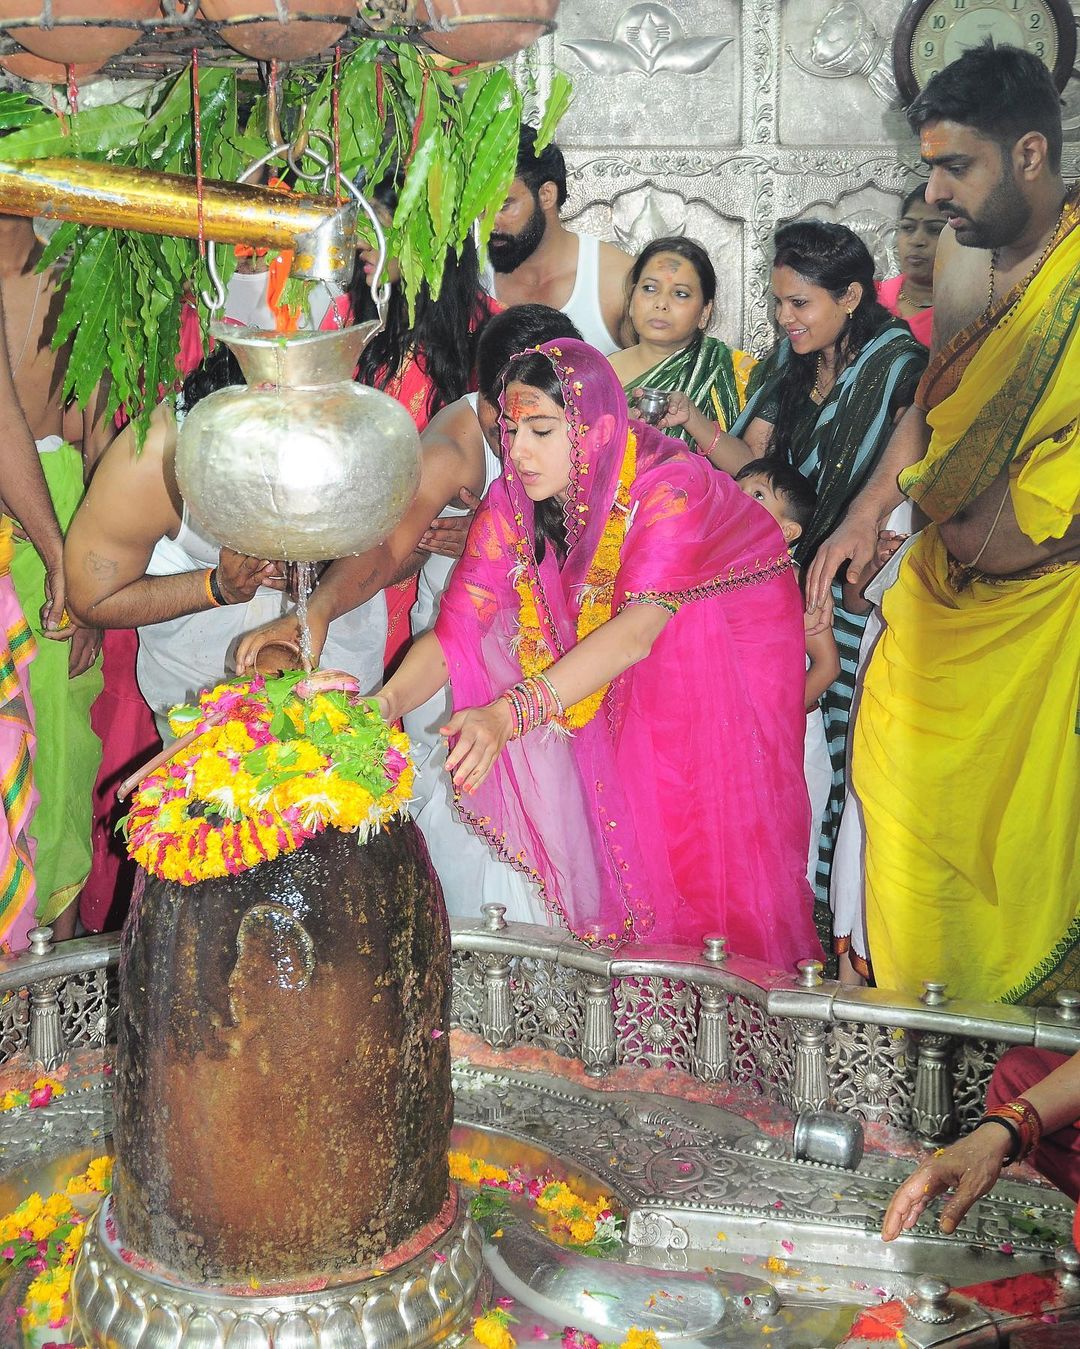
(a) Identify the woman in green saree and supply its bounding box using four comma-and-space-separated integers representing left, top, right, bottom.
608, 237, 756, 441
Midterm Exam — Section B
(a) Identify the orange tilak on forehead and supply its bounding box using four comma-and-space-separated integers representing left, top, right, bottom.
505, 389, 542, 421
920, 127, 949, 161
652, 255, 683, 276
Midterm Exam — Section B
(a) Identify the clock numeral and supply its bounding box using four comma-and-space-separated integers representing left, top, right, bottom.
921, 38, 938, 57
1008, 0, 1023, 9
1027, 11, 1043, 28
930, 11, 946, 26
952, 0, 967, 9
1033, 38, 1046, 54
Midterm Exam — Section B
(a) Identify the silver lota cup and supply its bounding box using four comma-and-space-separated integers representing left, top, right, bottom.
793, 1109, 865, 1169
636, 387, 670, 426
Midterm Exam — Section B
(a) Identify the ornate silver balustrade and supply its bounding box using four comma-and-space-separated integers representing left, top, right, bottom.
3, 911, 1079, 1144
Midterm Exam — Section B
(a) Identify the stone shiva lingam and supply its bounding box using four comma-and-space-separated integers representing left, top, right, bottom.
71, 671, 483, 1347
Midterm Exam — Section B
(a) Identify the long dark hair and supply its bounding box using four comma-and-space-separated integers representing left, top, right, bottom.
626, 235, 717, 343
351, 179, 490, 422
501, 350, 567, 565
178, 342, 243, 414
769, 220, 892, 461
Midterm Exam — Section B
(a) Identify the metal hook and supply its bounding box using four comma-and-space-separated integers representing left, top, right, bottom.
199, 141, 293, 313
300, 144, 392, 328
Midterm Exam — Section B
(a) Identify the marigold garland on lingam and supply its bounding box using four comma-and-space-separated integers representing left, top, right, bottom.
0, 1154, 113, 1341
123, 671, 414, 885
513, 431, 637, 730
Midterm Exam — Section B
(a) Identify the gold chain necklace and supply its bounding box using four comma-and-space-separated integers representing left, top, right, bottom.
811, 353, 837, 404
898, 285, 932, 310
986, 199, 1068, 319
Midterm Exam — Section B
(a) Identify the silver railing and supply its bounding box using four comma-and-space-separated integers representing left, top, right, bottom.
4, 911, 1079, 1146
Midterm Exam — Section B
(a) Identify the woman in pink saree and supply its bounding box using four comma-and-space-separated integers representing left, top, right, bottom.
378, 339, 821, 965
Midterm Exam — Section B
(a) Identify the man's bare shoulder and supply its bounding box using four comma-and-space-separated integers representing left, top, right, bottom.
419, 397, 486, 495
86, 402, 181, 531
598, 239, 634, 280
931, 227, 990, 353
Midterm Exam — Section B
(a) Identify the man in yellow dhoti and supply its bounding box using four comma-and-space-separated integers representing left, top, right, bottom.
808, 43, 1080, 1004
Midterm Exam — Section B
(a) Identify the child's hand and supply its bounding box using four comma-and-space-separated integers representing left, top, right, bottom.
875, 530, 909, 569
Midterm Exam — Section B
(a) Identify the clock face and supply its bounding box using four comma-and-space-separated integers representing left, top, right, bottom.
895, 0, 1076, 99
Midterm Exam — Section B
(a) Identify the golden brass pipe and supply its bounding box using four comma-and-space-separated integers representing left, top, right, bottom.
0, 158, 357, 283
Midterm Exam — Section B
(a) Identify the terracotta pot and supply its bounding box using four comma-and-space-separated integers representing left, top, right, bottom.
113, 822, 452, 1283
198, 0, 347, 60
0, 49, 100, 78
0, 0, 159, 66
411, 0, 558, 62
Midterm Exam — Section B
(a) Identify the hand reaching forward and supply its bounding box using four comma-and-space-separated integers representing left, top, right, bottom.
805, 511, 880, 612
442, 698, 514, 795
881, 1124, 1013, 1242
417, 487, 482, 560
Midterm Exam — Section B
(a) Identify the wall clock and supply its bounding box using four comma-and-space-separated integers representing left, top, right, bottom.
893, 0, 1077, 102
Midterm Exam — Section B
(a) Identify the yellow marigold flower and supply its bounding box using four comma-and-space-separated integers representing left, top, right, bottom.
308, 694, 350, 732
472, 1313, 515, 1349
569, 1218, 596, 1243
535, 1182, 571, 1213
15, 1192, 43, 1224
622, 1330, 662, 1349
42, 1193, 72, 1220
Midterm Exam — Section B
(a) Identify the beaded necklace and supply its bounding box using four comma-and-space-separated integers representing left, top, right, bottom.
985, 198, 1069, 319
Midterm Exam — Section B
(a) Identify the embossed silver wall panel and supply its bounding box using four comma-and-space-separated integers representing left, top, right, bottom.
542, 0, 1080, 351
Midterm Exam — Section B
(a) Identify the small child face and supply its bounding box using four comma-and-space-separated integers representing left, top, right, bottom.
738, 472, 800, 543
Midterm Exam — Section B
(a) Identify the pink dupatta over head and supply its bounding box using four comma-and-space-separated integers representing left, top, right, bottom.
436, 340, 821, 966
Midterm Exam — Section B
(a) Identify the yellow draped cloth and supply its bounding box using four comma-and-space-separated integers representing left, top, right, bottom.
854, 189, 1080, 1004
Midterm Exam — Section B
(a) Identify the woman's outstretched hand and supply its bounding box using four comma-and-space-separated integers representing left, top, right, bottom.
442, 698, 514, 794
881, 1125, 1013, 1242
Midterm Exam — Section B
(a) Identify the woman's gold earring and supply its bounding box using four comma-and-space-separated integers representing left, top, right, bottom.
846, 307, 853, 318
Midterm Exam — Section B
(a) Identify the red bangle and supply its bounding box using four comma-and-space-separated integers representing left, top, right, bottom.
704, 423, 722, 457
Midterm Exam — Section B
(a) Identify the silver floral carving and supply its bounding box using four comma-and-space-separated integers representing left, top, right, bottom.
562, 3, 733, 78
511, 956, 584, 1057
611, 186, 688, 255
826, 1020, 914, 1129
59, 969, 113, 1049
614, 976, 696, 1072
0, 988, 29, 1062
786, 1, 899, 104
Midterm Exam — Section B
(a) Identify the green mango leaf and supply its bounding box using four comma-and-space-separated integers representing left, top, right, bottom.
39, 220, 79, 269
65, 234, 121, 405
0, 90, 40, 131
0, 104, 144, 159
534, 71, 573, 151
52, 227, 115, 348
394, 132, 440, 227
457, 104, 518, 243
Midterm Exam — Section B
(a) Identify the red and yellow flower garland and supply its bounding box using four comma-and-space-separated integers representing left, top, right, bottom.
513, 431, 637, 729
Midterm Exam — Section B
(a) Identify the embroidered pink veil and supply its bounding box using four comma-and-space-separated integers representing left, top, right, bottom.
434, 340, 813, 955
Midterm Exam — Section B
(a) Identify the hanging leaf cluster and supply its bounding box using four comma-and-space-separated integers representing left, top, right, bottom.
0, 50, 573, 440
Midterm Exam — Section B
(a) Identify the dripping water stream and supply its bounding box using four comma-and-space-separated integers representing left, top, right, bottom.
293, 561, 315, 672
